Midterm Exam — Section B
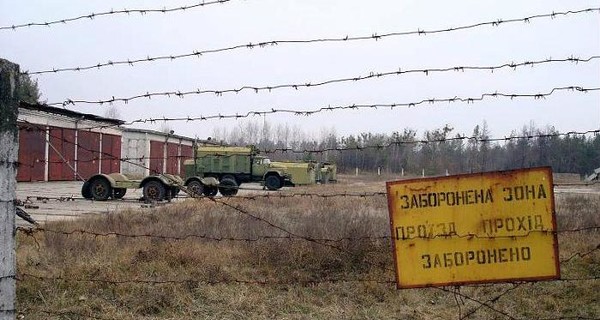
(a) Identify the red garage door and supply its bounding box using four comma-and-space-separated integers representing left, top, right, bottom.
166, 142, 179, 175
77, 131, 100, 180
17, 124, 46, 182
101, 134, 121, 174
150, 141, 164, 174
49, 127, 76, 181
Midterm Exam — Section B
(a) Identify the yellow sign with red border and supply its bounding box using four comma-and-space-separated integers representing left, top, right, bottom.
386, 167, 560, 288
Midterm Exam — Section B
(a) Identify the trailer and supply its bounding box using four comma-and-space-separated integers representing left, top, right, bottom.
81, 173, 219, 201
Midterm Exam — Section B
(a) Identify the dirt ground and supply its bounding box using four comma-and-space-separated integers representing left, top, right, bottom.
14, 180, 273, 227
14, 174, 598, 226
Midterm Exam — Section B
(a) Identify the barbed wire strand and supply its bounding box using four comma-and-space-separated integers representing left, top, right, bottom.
260, 126, 600, 155
16, 226, 390, 243
560, 243, 600, 263
45, 58, 600, 107
35, 310, 113, 320
17, 273, 598, 286
97, 86, 600, 130
16, 273, 395, 286
0, 0, 233, 31
436, 286, 517, 320
208, 197, 375, 257
20, 8, 600, 75
15, 226, 600, 244
54, 82, 600, 135
21, 115, 600, 158
13, 183, 600, 211
14, 272, 600, 320
459, 283, 525, 320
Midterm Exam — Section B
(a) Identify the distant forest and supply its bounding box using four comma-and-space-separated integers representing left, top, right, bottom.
211, 120, 600, 177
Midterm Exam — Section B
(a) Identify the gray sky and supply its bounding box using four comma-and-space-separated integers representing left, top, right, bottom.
2, 0, 599, 141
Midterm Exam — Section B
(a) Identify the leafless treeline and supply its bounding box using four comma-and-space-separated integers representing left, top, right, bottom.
212, 120, 599, 176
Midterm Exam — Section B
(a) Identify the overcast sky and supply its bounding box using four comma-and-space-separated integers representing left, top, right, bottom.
2, 0, 599, 141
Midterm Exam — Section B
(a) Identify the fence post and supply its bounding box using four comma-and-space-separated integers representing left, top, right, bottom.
0, 59, 20, 320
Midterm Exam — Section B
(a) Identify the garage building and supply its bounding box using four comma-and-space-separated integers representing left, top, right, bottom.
121, 128, 212, 178
17, 102, 125, 182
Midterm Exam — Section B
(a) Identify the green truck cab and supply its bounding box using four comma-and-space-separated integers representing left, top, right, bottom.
183, 145, 291, 196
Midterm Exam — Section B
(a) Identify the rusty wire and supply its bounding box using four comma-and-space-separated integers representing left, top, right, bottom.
15, 225, 600, 244
15, 272, 600, 286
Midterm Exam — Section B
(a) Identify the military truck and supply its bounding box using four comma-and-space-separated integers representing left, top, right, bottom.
270, 161, 317, 185
269, 160, 337, 185
183, 145, 293, 196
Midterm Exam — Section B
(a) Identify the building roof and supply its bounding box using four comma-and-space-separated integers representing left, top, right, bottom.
122, 127, 214, 144
19, 102, 125, 125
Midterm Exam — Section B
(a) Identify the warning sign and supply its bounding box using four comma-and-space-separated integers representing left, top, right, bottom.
386, 167, 560, 288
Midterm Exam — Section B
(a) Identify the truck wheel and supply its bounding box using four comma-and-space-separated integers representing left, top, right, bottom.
219, 178, 238, 197
113, 188, 127, 199
90, 178, 111, 201
203, 186, 218, 197
222, 174, 237, 184
81, 181, 93, 199
143, 180, 166, 202
265, 175, 282, 190
187, 180, 204, 197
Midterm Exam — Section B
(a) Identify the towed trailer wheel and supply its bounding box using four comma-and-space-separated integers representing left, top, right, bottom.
143, 180, 166, 202
187, 180, 204, 197
89, 178, 111, 201
81, 181, 93, 199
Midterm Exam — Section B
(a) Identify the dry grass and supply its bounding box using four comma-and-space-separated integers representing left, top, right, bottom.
15, 177, 600, 319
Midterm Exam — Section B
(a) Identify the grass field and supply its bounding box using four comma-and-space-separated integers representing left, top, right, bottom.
15, 175, 600, 319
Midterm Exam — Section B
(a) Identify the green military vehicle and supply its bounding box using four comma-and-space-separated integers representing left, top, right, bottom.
269, 160, 337, 185
270, 161, 317, 185
183, 145, 293, 196
317, 162, 337, 184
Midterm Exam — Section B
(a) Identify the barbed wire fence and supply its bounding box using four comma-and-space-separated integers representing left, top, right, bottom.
9, 145, 600, 320
3, 2, 600, 319
16, 8, 600, 76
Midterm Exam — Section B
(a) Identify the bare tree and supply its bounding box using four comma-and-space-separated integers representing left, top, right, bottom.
103, 105, 121, 120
